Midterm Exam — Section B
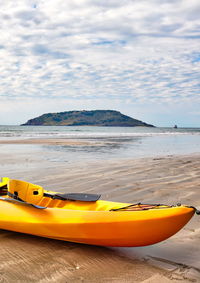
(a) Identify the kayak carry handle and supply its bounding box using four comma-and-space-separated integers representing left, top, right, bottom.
186, 205, 200, 215
195, 209, 200, 215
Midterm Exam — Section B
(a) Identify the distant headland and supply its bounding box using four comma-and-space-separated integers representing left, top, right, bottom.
21, 110, 155, 127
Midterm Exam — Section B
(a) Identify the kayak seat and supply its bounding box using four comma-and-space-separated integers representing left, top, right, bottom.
8, 179, 44, 203
7, 179, 101, 205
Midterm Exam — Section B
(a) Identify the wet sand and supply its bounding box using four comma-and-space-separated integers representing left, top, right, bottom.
0, 141, 200, 282
0, 138, 97, 146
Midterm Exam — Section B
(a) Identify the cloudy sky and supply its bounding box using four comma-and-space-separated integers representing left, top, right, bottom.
0, 0, 199, 126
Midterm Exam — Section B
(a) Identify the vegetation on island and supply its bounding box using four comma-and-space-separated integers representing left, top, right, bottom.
22, 110, 154, 127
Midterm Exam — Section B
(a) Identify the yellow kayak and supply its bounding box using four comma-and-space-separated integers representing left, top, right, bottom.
0, 178, 197, 247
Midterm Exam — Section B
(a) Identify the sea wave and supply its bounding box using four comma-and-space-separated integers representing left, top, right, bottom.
0, 130, 200, 139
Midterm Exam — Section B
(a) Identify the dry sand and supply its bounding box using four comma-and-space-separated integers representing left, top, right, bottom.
0, 140, 200, 282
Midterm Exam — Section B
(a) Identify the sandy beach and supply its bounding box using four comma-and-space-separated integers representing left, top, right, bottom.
1, 0, 199, 280
0, 138, 200, 282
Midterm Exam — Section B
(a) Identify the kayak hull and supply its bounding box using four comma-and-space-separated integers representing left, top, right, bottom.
0, 200, 195, 247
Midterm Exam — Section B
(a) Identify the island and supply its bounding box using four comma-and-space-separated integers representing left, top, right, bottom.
21, 110, 154, 127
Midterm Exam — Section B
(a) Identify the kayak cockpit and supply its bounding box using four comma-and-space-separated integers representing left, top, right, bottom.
0, 178, 128, 211
0, 178, 174, 212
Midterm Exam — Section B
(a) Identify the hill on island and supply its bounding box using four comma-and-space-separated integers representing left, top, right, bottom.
22, 110, 154, 127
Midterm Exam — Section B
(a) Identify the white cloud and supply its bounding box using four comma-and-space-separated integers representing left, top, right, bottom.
0, 0, 199, 125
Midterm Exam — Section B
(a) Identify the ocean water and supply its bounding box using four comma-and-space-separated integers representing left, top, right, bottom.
0, 125, 200, 162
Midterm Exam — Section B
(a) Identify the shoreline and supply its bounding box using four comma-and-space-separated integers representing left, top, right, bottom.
0, 138, 96, 146
1, 137, 200, 164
